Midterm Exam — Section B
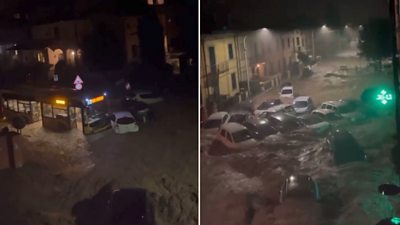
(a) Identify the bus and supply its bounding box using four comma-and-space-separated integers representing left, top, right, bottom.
0, 86, 111, 135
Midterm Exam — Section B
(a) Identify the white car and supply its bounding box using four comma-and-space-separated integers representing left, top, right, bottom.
319, 100, 367, 124
293, 96, 314, 114
110, 111, 139, 134
280, 86, 294, 104
125, 90, 163, 104
216, 122, 258, 149
201, 111, 231, 142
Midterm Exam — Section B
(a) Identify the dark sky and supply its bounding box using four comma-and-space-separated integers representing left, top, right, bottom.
203, 0, 388, 31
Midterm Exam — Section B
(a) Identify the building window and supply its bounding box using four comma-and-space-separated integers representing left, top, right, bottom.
287, 38, 290, 48
231, 73, 237, 90
131, 45, 138, 58
298, 47, 301, 51
228, 43, 234, 59
156, 0, 164, 4
281, 38, 285, 49
296, 37, 300, 46
302, 39, 305, 47
292, 38, 295, 48
147, 0, 154, 5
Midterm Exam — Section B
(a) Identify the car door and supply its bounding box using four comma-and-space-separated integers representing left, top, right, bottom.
226, 132, 235, 148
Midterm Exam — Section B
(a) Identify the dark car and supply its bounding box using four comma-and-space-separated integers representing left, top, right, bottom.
268, 113, 305, 133
123, 100, 154, 124
256, 99, 282, 112
279, 175, 321, 203
228, 111, 251, 124
325, 129, 367, 165
72, 186, 155, 225
242, 116, 277, 140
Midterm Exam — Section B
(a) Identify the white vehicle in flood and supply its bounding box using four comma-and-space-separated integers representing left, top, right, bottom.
280, 86, 294, 104
110, 111, 139, 134
293, 96, 314, 114
216, 122, 258, 149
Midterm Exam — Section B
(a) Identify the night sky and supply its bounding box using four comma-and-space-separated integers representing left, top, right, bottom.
202, 0, 388, 32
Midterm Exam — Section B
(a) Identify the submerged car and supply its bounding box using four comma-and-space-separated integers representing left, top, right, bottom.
254, 99, 282, 115
201, 112, 230, 135
297, 114, 332, 136
325, 129, 367, 165
110, 111, 139, 134
216, 122, 258, 149
124, 100, 154, 124
242, 116, 277, 140
268, 113, 304, 133
125, 90, 164, 105
293, 96, 314, 114
319, 100, 367, 124
280, 86, 294, 104
257, 104, 296, 118
279, 174, 321, 203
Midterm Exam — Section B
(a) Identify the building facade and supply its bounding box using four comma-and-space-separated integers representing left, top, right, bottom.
201, 30, 308, 119
201, 33, 241, 119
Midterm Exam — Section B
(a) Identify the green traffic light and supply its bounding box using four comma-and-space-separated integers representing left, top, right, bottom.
391, 217, 400, 224
376, 89, 393, 105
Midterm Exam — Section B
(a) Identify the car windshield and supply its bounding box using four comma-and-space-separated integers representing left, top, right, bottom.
203, 119, 221, 129
257, 102, 274, 110
229, 114, 247, 123
232, 129, 252, 142
294, 101, 308, 108
281, 89, 292, 95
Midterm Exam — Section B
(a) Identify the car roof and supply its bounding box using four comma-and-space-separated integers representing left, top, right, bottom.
270, 113, 297, 122
294, 96, 311, 102
313, 109, 335, 115
208, 111, 228, 120
266, 104, 291, 112
221, 122, 247, 133
245, 116, 269, 126
321, 100, 344, 107
114, 111, 134, 119
281, 86, 293, 90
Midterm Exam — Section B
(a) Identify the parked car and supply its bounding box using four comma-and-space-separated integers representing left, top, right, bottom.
279, 174, 321, 203
202, 112, 230, 132
124, 100, 154, 124
325, 129, 367, 165
319, 100, 367, 124
125, 90, 163, 105
257, 104, 296, 118
297, 114, 332, 136
110, 111, 139, 134
254, 99, 282, 115
280, 86, 294, 104
216, 122, 258, 149
268, 113, 304, 133
228, 111, 251, 124
311, 109, 344, 123
242, 116, 277, 140
293, 96, 314, 114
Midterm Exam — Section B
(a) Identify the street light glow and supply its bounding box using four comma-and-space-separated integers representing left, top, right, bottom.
322, 24, 327, 29
345, 25, 349, 29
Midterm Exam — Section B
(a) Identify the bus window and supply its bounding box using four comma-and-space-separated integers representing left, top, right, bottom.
42, 103, 53, 118
8, 99, 17, 111
3, 100, 7, 109
53, 107, 68, 119
18, 100, 31, 114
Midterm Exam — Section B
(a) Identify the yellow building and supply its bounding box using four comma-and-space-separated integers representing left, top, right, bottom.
200, 33, 240, 118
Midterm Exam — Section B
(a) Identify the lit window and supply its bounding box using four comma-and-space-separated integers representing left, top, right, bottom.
14, 50, 18, 55
147, 0, 154, 5
156, 0, 164, 4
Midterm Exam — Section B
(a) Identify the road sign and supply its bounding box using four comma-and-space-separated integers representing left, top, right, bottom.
74, 75, 83, 90
376, 89, 393, 105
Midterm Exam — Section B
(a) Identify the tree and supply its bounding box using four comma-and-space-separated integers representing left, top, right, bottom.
358, 18, 392, 67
